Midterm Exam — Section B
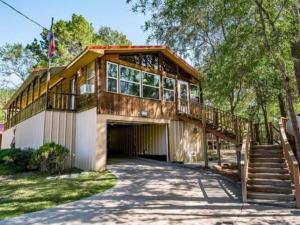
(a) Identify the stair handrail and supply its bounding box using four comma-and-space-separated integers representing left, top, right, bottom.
279, 118, 300, 208
240, 123, 251, 202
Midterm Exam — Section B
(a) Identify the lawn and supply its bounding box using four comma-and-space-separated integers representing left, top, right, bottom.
0, 164, 117, 220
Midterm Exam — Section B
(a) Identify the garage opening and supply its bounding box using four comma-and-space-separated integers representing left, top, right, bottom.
107, 123, 168, 161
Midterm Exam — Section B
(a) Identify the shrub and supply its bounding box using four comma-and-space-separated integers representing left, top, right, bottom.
0, 148, 20, 163
0, 148, 33, 171
31, 142, 70, 174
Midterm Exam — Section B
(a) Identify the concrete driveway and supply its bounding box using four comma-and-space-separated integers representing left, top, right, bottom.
1, 158, 300, 225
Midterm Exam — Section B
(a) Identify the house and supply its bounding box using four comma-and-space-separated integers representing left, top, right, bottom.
1, 45, 242, 171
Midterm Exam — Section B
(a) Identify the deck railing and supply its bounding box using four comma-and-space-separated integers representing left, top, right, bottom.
4, 94, 47, 129
179, 101, 249, 144
4, 91, 96, 129
279, 118, 300, 208
240, 124, 251, 202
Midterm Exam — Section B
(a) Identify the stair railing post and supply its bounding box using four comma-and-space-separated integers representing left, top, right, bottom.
202, 106, 208, 168
254, 123, 260, 144
269, 122, 274, 144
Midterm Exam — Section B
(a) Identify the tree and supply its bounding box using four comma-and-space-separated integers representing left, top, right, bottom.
0, 43, 37, 88
127, 0, 300, 153
27, 14, 132, 66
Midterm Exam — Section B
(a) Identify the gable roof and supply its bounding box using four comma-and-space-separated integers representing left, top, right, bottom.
88, 45, 199, 79
4, 45, 199, 109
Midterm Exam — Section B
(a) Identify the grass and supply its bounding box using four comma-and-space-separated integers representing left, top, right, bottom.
0, 165, 117, 220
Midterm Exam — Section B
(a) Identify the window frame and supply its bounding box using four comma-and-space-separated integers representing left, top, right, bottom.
106, 61, 119, 93
190, 83, 200, 103
119, 64, 142, 97
163, 77, 175, 102
142, 71, 161, 100
86, 62, 96, 86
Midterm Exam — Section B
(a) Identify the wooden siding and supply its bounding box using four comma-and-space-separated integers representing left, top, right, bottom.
99, 91, 176, 119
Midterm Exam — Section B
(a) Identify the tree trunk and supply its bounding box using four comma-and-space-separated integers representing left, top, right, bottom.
281, 70, 300, 160
261, 103, 271, 144
291, 41, 300, 98
278, 93, 287, 117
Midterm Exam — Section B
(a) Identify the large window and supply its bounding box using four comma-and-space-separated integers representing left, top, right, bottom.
142, 72, 160, 100
107, 62, 118, 93
190, 84, 200, 102
86, 62, 95, 86
119, 65, 141, 96
163, 77, 175, 101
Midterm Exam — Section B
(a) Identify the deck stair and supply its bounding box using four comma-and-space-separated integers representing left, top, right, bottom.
247, 144, 296, 207
177, 104, 246, 143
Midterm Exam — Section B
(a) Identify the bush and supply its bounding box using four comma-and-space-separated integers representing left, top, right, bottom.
31, 142, 69, 174
0, 148, 33, 171
0, 148, 20, 163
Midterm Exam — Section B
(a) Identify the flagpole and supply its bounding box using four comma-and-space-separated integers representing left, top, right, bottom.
45, 17, 54, 109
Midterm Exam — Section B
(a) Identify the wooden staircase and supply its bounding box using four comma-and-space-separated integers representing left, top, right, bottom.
247, 144, 296, 207
241, 119, 300, 208
177, 102, 247, 143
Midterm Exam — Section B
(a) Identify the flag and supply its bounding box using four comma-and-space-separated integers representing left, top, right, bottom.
48, 18, 56, 59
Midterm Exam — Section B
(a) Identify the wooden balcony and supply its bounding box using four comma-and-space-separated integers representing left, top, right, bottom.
4, 91, 97, 129
99, 91, 176, 119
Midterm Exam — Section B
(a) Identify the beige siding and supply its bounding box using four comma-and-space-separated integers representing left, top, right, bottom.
44, 111, 75, 168
169, 120, 204, 163
75, 107, 97, 170
2, 111, 45, 149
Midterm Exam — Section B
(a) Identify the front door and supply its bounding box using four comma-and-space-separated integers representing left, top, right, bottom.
178, 80, 189, 113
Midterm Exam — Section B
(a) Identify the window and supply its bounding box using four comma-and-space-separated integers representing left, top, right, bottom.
107, 62, 118, 93
142, 72, 160, 99
163, 78, 175, 101
86, 62, 95, 86
190, 84, 200, 102
119, 65, 141, 96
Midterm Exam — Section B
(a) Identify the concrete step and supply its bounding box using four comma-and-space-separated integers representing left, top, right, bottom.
248, 173, 291, 180
247, 198, 296, 208
247, 191, 295, 201
249, 162, 287, 168
250, 158, 284, 163
251, 145, 281, 150
248, 178, 292, 187
249, 167, 289, 174
247, 184, 292, 194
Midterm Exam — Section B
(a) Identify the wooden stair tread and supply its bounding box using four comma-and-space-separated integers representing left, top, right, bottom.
249, 162, 286, 168
251, 145, 281, 150
247, 198, 296, 208
248, 167, 289, 174
247, 191, 295, 201
247, 184, 292, 194
248, 178, 291, 187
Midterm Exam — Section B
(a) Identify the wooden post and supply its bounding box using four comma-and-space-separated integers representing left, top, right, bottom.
254, 123, 260, 144
95, 59, 100, 114
236, 143, 241, 176
216, 136, 221, 166
32, 80, 35, 102
175, 65, 179, 114
202, 107, 208, 168
269, 122, 274, 144
38, 75, 41, 97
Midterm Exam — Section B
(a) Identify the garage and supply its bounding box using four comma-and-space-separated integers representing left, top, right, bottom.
107, 123, 168, 161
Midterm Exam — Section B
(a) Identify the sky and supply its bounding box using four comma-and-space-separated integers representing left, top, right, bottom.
0, 0, 151, 46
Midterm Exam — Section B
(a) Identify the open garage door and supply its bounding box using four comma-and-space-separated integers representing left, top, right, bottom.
107, 123, 168, 161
